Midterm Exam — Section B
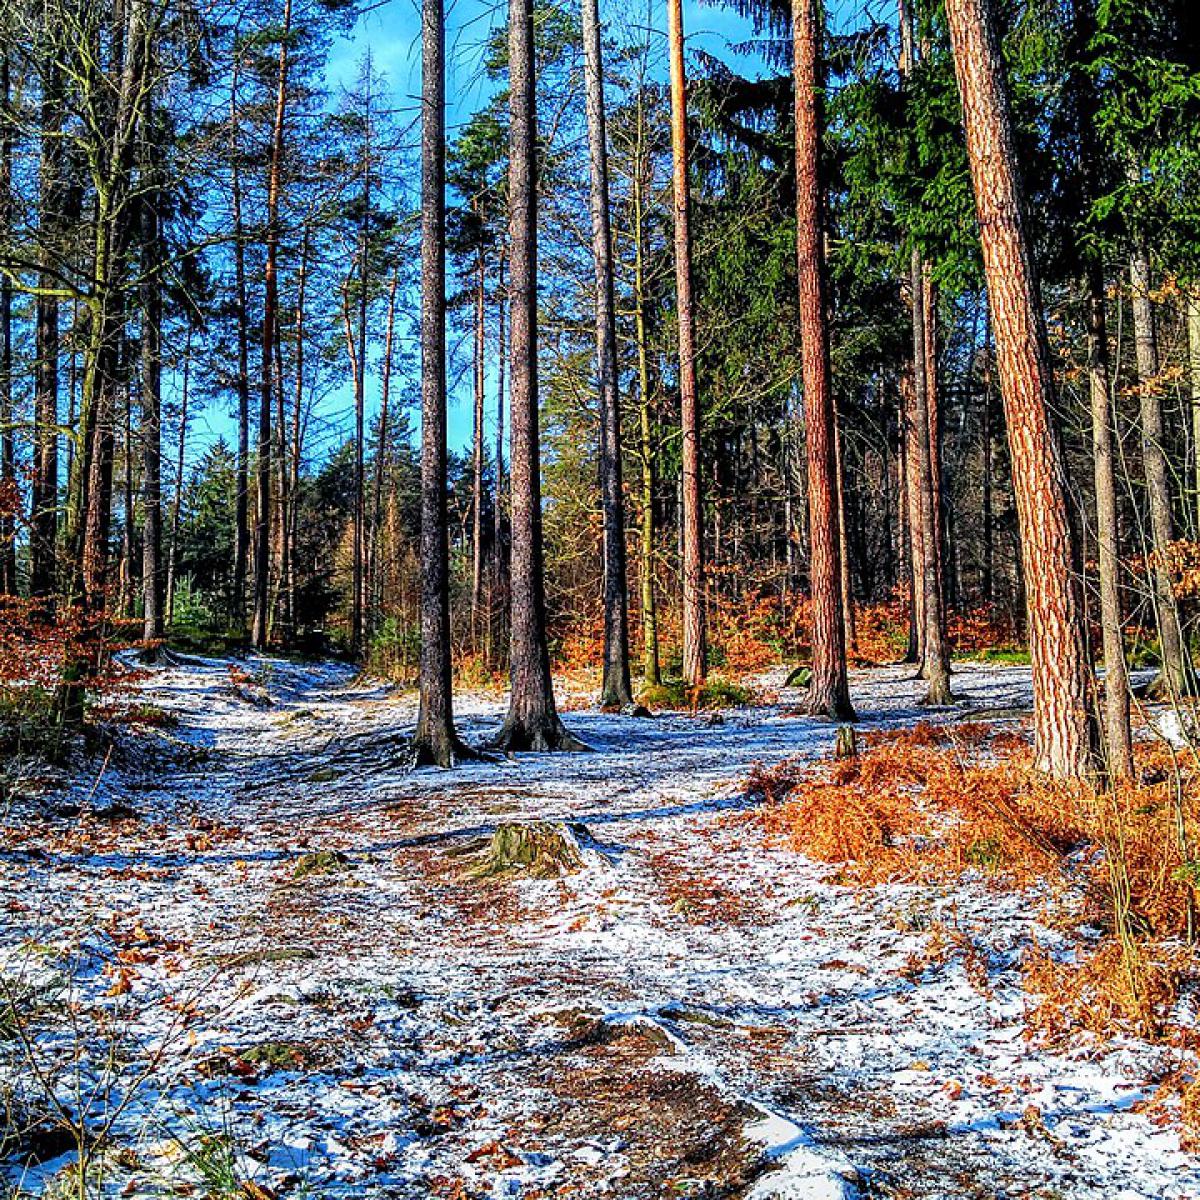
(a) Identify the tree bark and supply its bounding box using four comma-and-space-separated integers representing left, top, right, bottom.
165, 327, 190, 626
370, 267, 399, 619
230, 55, 251, 635
944, 0, 1097, 777
352, 98, 372, 658
0, 51, 16, 595
1189, 290, 1200, 531
492, 0, 586, 752
632, 106, 660, 686
31, 40, 62, 604
1130, 245, 1190, 698
75, 0, 152, 616
981, 349, 994, 604
833, 400, 856, 654
910, 248, 952, 704
793, 0, 853, 719
140, 176, 164, 641
252, 0, 291, 650
412, 0, 472, 766
582, 0, 633, 708
667, 0, 706, 688
471, 247, 485, 646
1070, 0, 1131, 778
1087, 264, 1133, 778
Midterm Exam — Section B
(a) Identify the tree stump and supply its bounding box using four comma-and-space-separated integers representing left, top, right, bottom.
470, 821, 590, 879
834, 724, 858, 761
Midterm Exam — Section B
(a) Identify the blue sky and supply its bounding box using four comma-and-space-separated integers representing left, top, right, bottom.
291, 0, 770, 464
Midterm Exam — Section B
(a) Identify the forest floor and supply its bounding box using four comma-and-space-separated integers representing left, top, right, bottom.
2, 656, 1198, 1199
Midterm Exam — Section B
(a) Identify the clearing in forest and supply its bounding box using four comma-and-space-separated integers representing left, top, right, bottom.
1, 657, 1196, 1199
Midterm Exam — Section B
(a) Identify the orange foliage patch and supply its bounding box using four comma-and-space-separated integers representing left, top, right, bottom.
749, 726, 1200, 1048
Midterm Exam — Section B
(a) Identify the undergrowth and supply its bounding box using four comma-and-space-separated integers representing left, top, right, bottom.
748, 723, 1200, 1052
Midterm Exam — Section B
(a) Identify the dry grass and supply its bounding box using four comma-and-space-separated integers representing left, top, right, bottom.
748, 723, 1200, 1049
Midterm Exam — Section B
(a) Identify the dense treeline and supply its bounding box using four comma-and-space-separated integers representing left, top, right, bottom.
1, 0, 1199, 776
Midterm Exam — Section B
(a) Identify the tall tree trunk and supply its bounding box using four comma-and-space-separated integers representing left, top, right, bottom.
1189, 290, 1200, 531
352, 107, 372, 658
1130, 245, 1190, 698
490, 250, 508, 672
1070, 0, 1130, 777
898, 375, 921, 662
981, 349, 994, 604
31, 41, 62, 604
284, 220, 310, 639
910, 248, 952, 703
633, 111, 660, 686
492, 0, 585, 751
834, 401, 856, 654
411, 0, 471, 765
667, 0, 706, 687
903, 364, 925, 663
76, 0, 152, 617
471, 247, 486, 643
140, 179, 164, 641
899, 0, 948, 684
370, 267, 400, 621
0, 51, 15, 594
230, 57, 251, 635
252, 0, 291, 649
793, 0, 853, 719
944, 0, 1096, 777
1087, 264, 1133, 778
165, 327, 190, 627
583, 0, 633, 708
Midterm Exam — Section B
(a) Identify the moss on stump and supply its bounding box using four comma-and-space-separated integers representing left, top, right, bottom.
471, 821, 591, 879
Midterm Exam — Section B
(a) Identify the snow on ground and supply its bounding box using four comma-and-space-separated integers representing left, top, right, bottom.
1, 656, 1197, 1198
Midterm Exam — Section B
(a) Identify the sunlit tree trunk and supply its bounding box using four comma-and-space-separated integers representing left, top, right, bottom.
230, 56, 251, 634
833, 401, 856, 654
1130, 246, 1190, 698
166, 328, 190, 626
490, 250, 508, 672
1070, 0, 1130, 778
352, 100, 372, 657
1189, 291, 1200, 530
492, 0, 585, 751
369, 267, 399, 619
793, 0, 853, 719
1087, 264, 1132, 778
583, 0, 633, 708
412, 0, 471, 765
981, 351, 994, 604
140, 173, 164, 640
253, 0, 291, 649
471, 247, 485, 645
944, 0, 1097, 777
910, 249, 952, 703
632, 102, 660, 686
667, 0, 706, 688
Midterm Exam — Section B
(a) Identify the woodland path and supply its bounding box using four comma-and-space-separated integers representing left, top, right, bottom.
2, 657, 1196, 1199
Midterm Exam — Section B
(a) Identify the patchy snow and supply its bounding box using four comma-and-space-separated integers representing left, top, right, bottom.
1, 656, 1196, 1198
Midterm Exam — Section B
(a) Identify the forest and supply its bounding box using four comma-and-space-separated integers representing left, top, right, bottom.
2, 0, 1200, 1194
